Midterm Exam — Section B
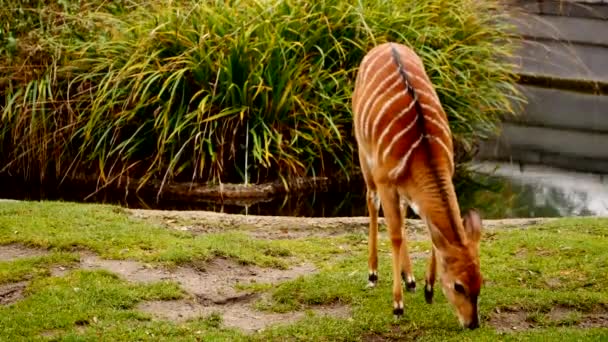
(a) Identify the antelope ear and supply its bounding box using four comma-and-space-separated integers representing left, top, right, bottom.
463, 209, 482, 245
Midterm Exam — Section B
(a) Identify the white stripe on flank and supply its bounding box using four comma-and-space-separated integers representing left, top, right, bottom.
420, 103, 450, 129
424, 115, 451, 140
388, 134, 424, 179
356, 57, 396, 130
387, 133, 454, 180
415, 88, 442, 110
357, 56, 397, 109
376, 97, 417, 159
408, 72, 439, 97
366, 81, 407, 140
361, 48, 388, 82
381, 104, 418, 162
359, 49, 391, 91
358, 73, 400, 139
426, 134, 455, 173
354, 49, 387, 123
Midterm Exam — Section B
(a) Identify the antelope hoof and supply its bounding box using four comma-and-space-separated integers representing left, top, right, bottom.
393, 301, 404, 318
401, 272, 416, 293
424, 283, 434, 304
406, 280, 416, 293
367, 272, 378, 288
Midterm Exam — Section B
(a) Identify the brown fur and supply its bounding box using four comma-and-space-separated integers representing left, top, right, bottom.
352, 42, 483, 329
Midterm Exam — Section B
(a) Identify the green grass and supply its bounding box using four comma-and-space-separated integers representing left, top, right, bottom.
0, 0, 522, 195
1, 200, 606, 341
0, 252, 79, 284
0, 201, 316, 269
1, 270, 185, 340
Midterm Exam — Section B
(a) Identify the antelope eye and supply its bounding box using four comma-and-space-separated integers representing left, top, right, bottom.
454, 282, 466, 295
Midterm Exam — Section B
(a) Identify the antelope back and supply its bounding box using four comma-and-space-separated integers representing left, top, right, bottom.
352, 42, 454, 185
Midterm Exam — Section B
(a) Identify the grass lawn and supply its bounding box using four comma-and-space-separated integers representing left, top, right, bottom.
0, 200, 607, 341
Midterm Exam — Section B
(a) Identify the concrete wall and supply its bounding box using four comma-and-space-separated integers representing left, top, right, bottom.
478, 0, 608, 174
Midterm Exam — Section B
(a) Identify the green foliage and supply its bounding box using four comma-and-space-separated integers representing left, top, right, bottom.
1, 0, 521, 193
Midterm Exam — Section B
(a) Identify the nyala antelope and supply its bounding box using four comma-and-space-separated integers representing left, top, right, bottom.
352, 42, 483, 329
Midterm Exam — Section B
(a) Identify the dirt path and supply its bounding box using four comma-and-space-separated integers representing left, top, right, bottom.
128, 208, 557, 240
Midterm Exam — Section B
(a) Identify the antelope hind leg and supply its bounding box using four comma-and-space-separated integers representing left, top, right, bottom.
367, 189, 380, 287
378, 186, 405, 317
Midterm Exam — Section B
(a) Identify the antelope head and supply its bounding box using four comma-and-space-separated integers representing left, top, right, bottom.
429, 209, 483, 329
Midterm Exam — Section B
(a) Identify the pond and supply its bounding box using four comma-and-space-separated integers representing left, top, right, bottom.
1, 162, 606, 219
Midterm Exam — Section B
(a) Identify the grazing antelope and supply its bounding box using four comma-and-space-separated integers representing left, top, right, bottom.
352, 42, 483, 329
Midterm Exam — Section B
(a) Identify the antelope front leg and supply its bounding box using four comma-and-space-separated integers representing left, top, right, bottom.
400, 226, 416, 292
378, 186, 404, 317
424, 246, 437, 304
398, 201, 415, 292
367, 189, 379, 287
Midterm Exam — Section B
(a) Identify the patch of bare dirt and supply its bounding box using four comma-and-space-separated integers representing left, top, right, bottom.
547, 306, 576, 322
488, 309, 533, 332
0, 244, 49, 262
81, 255, 315, 305
50, 265, 72, 277
579, 313, 608, 328
91, 253, 351, 333
129, 209, 557, 242
76, 253, 329, 332
488, 308, 533, 332
137, 298, 350, 333
1, 241, 327, 331
488, 306, 608, 331
482, 218, 558, 229
547, 306, 608, 328
543, 277, 562, 289
129, 209, 432, 240
0, 281, 27, 305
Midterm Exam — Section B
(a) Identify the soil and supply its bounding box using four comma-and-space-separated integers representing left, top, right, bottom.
0, 243, 335, 332
488, 306, 608, 331
80, 254, 316, 305
0, 281, 28, 305
0, 244, 49, 261
129, 208, 556, 241
488, 308, 533, 332
547, 306, 608, 328
137, 299, 350, 333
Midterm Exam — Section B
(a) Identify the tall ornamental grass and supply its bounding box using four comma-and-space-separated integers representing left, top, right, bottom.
0, 0, 521, 194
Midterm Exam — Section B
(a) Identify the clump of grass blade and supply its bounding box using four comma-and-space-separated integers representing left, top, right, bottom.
1, 0, 522, 197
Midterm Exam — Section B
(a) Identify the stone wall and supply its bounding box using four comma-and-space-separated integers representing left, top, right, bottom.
477, 0, 608, 174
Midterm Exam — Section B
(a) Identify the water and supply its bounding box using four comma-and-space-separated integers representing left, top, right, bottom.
471, 162, 608, 218
1, 162, 606, 218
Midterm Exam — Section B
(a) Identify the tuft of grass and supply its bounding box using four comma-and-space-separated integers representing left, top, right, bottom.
1, 0, 522, 196
0, 252, 79, 284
